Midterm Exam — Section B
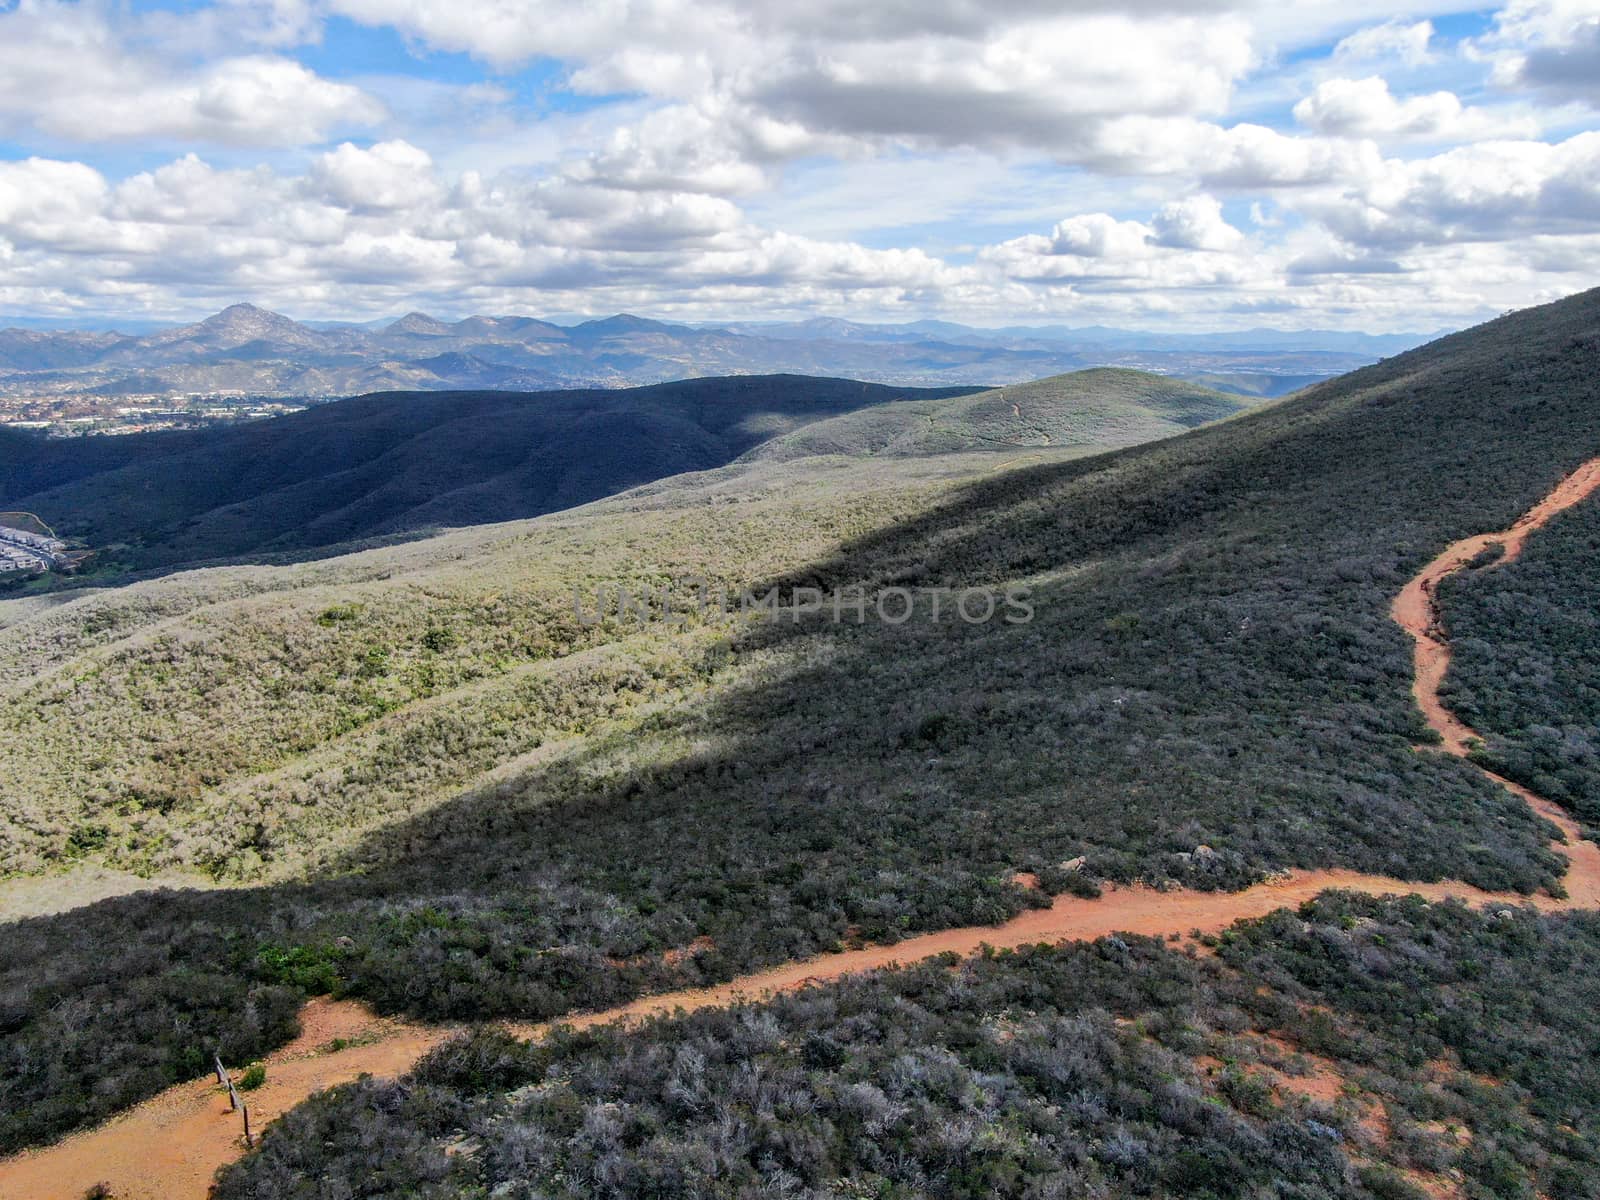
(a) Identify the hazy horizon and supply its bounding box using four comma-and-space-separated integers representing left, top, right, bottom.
0, 300, 1457, 342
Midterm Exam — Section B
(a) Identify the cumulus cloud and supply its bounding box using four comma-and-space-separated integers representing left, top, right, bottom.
0, 0, 1597, 329
0, 158, 109, 234
1150, 196, 1245, 251
0, 145, 966, 317
1294, 77, 1538, 140
0, 3, 383, 146
1517, 22, 1600, 100
563, 101, 854, 197
1046, 214, 1157, 260
1301, 131, 1600, 250
328, 0, 728, 73
332, 0, 1257, 164
1471, 1, 1600, 104
1488, 0, 1600, 48
1156, 120, 1386, 188
1285, 252, 1406, 277
746, 14, 1255, 153
979, 197, 1255, 295
307, 141, 445, 212
1498, 27, 1600, 103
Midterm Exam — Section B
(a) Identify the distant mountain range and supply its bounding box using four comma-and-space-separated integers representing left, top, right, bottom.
0, 304, 1443, 401
705, 316, 1439, 356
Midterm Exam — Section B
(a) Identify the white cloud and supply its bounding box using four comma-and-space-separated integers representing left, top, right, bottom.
0, 158, 108, 233
979, 198, 1257, 297
113, 155, 277, 227
1150, 195, 1245, 251
137, 0, 322, 55
1118, 119, 1388, 187
1334, 19, 1435, 66
1011, 200, 1245, 264
1488, 0, 1600, 47
1480, 1, 1600, 103
0, 146, 967, 318
0, 3, 383, 147
307, 141, 444, 212
564, 102, 835, 197
1294, 77, 1538, 140
328, 0, 731, 72
0, 0, 1597, 330
1047, 214, 1158, 260
331, 0, 1257, 164
746, 14, 1256, 151
1300, 131, 1600, 249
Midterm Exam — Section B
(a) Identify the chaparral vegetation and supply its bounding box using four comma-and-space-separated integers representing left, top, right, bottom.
2, 288, 1599, 1162
217, 895, 1600, 1200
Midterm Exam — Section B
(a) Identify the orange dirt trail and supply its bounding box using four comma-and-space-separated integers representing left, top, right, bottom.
6, 455, 1600, 1200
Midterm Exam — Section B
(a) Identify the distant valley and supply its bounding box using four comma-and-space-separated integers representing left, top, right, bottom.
0, 369, 1255, 575
0, 303, 1436, 435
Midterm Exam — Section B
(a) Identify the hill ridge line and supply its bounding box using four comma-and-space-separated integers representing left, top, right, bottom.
6, 452, 1600, 1199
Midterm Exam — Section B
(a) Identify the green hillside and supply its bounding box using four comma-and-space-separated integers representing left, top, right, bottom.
746, 368, 1260, 462
2, 288, 1600, 1157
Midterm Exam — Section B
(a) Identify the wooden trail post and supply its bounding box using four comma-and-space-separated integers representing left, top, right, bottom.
214, 1054, 240, 1112
209, 1049, 253, 1145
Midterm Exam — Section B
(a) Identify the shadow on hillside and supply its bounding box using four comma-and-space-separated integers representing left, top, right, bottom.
261, 330, 1600, 1018
10, 291, 1600, 1155
0, 378, 990, 586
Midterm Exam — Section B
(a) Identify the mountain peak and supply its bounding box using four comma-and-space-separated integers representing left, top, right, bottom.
197, 303, 306, 336
142, 302, 321, 350
574, 313, 675, 336
388, 311, 454, 336
204, 302, 286, 326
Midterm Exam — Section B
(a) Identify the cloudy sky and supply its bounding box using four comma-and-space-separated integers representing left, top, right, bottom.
0, 0, 1597, 330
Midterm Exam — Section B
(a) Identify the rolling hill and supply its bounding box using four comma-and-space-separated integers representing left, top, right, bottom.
2, 287, 1599, 1190
746, 369, 1261, 462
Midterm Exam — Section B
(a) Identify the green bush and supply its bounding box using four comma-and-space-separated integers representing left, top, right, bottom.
255, 944, 340, 994
420, 626, 457, 652
316, 604, 361, 626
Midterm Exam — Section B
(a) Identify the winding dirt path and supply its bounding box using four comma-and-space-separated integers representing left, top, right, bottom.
1393, 455, 1600, 757
6, 456, 1600, 1200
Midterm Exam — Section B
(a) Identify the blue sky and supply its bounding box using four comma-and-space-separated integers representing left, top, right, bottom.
0, 0, 1596, 330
